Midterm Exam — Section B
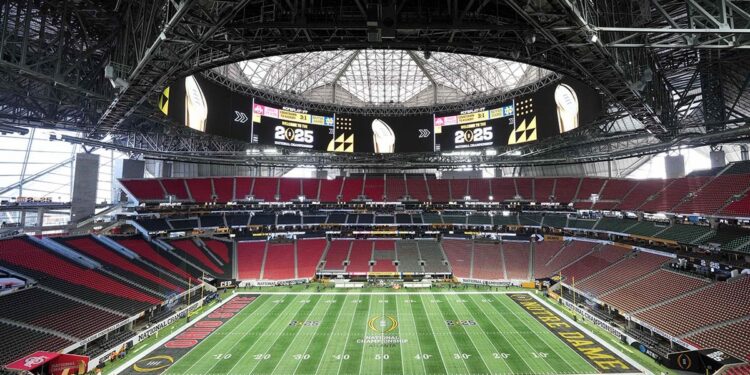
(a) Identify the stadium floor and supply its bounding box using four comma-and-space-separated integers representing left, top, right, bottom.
124, 292, 643, 375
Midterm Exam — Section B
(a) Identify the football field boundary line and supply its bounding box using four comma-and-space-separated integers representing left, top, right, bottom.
235, 290, 527, 295
110, 294, 242, 375
527, 293, 652, 375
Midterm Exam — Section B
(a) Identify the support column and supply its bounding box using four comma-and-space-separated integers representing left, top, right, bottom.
70, 153, 99, 223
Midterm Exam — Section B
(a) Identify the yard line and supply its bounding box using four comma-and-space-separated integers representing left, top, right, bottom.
275, 295, 335, 374
441, 294, 495, 374
398, 294, 428, 375
417, 294, 471, 375
465, 294, 537, 374
311, 294, 353, 375
357, 295, 375, 375
496, 294, 596, 374
335, 295, 372, 375
168, 295, 277, 375
489, 294, 570, 373
222, 294, 310, 374
247, 294, 322, 374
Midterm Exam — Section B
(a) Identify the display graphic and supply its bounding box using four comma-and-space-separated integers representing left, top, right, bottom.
160, 75, 254, 142
434, 101, 515, 151
159, 75, 602, 152
333, 114, 434, 153
252, 99, 334, 150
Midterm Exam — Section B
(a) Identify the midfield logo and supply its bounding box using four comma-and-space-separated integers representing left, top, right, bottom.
368, 315, 398, 333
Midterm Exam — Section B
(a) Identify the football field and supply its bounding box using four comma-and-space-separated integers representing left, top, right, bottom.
128, 292, 643, 375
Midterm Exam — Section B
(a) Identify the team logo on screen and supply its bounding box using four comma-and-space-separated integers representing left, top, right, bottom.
368, 315, 398, 333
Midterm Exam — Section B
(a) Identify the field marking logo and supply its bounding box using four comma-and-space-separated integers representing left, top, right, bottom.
368, 315, 398, 333
133, 355, 174, 372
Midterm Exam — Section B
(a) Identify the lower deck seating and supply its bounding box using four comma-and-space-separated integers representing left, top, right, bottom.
372, 240, 397, 272
533, 241, 594, 279
635, 275, 750, 336
346, 240, 372, 273
0, 288, 126, 339
575, 252, 668, 296
395, 240, 422, 273
418, 241, 449, 273
296, 238, 326, 277
599, 269, 710, 314
472, 242, 504, 279
236, 241, 265, 279
441, 239, 472, 278
116, 238, 199, 283
686, 318, 750, 362
60, 236, 184, 294
321, 240, 350, 271
263, 242, 296, 279
0, 322, 75, 367
502, 242, 530, 280
560, 245, 628, 284
169, 239, 226, 277
0, 238, 161, 314
203, 239, 231, 263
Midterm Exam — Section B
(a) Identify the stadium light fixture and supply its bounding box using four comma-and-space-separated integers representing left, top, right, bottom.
488, 195, 494, 201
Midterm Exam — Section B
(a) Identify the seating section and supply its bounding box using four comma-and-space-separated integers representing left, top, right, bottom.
341, 178, 364, 202
61, 236, 184, 294
429, 179, 451, 202
185, 178, 213, 203
346, 240, 373, 273
472, 242, 504, 280
116, 238, 200, 283
169, 239, 228, 277
161, 179, 190, 200
560, 245, 629, 283
395, 240, 423, 273
599, 270, 709, 314
0, 238, 161, 314
203, 239, 231, 263
322, 240, 350, 271
372, 240, 397, 272
212, 177, 234, 202
576, 250, 667, 296
533, 240, 594, 278
236, 241, 265, 279
503, 242, 530, 280
263, 242, 296, 279
0, 288, 126, 339
363, 176, 385, 201
686, 318, 750, 361
675, 174, 750, 215
656, 224, 714, 244
120, 179, 165, 201
635, 276, 750, 336
279, 178, 301, 202
418, 241, 450, 273
406, 177, 429, 201
135, 218, 171, 232
118, 173, 750, 219
442, 238, 472, 278
296, 238, 326, 277
0, 322, 74, 366
640, 177, 708, 212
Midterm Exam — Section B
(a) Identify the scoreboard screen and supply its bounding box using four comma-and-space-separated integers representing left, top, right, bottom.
435, 101, 515, 151
251, 99, 334, 151
330, 114, 434, 153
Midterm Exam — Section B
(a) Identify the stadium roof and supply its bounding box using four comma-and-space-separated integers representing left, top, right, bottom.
214, 50, 553, 107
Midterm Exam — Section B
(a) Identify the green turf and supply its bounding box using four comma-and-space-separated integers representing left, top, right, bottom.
163, 293, 612, 375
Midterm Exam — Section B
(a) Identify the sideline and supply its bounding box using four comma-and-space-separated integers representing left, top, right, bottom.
110, 294, 240, 375
235, 290, 525, 295
528, 293, 651, 375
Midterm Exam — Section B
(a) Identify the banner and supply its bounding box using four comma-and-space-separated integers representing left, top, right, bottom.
49, 353, 89, 375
